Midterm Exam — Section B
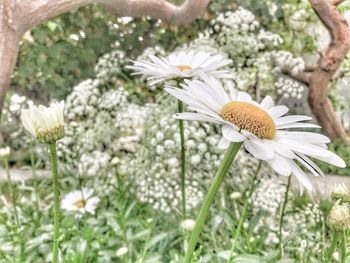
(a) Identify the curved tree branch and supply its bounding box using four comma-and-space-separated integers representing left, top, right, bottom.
0, 0, 209, 124
284, 0, 350, 142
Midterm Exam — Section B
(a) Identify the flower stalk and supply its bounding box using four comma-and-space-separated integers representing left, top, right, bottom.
3, 158, 20, 227
341, 230, 346, 263
227, 160, 262, 263
49, 143, 60, 263
278, 175, 292, 259
184, 142, 242, 263
178, 99, 187, 219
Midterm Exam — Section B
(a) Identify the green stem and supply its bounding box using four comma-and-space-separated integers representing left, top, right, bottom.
278, 175, 292, 259
184, 142, 242, 263
4, 159, 20, 228
341, 230, 346, 263
4, 158, 24, 261
327, 231, 339, 262
178, 99, 186, 219
227, 160, 262, 263
30, 143, 40, 213
49, 143, 60, 263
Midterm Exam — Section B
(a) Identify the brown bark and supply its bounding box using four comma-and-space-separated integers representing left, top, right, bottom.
286, 0, 350, 141
0, 0, 209, 124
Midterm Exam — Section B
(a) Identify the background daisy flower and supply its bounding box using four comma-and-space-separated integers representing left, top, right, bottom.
20, 101, 65, 144
165, 75, 346, 191
127, 50, 232, 85
61, 188, 100, 215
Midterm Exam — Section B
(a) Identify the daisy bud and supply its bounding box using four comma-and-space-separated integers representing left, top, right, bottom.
21, 102, 65, 144
327, 200, 350, 230
0, 147, 10, 159
181, 219, 196, 231
331, 183, 350, 202
116, 246, 128, 257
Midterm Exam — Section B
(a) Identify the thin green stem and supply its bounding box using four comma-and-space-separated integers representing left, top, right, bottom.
278, 175, 292, 259
227, 160, 262, 263
327, 231, 339, 262
49, 143, 60, 263
4, 159, 20, 227
178, 99, 186, 219
30, 143, 40, 213
341, 230, 346, 263
4, 158, 24, 261
184, 142, 242, 263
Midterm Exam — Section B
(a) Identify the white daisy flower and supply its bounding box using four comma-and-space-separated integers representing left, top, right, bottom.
165, 75, 346, 191
127, 50, 232, 85
61, 188, 100, 215
21, 101, 65, 144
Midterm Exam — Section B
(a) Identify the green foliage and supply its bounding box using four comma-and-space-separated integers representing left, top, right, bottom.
12, 2, 224, 102
315, 140, 350, 176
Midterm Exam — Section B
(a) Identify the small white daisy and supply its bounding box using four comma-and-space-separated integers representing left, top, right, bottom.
21, 101, 65, 144
165, 75, 346, 191
61, 188, 100, 215
127, 50, 232, 85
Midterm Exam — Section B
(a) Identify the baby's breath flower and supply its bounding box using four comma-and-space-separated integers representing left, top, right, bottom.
229, 192, 242, 200
181, 219, 196, 231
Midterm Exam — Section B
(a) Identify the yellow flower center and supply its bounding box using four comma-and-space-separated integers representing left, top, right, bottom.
75, 200, 85, 209
221, 102, 276, 139
177, 65, 192, 71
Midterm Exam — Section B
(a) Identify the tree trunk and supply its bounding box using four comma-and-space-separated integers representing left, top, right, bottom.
308, 68, 346, 140
286, 0, 350, 142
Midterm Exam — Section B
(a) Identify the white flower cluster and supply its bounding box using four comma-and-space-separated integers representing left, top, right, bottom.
251, 178, 286, 215
59, 78, 149, 189
273, 51, 305, 76
211, 8, 282, 66
2, 94, 33, 149
275, 75, 305, 100
252, 177, 323, 258
212, 8, 259, 33
94, 50, 128, 81
272, 51, 306, 100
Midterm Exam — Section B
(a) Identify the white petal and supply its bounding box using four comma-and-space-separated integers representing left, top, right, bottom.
173, 112, 222, 124
222, 125, 246, 142
276, 123, 320, 129
260, 96, 274, 110
276, 131, 330, 144
291, 161, 313, 191
275, 115, 312, 126
295, 154, 322, 177
267, 106, 289, 119
243, 140, 274, 160
267, 155, 292, 176
218, 136, 230, 149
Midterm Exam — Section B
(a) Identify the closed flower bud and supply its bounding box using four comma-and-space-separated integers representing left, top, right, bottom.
331, 183, 350, 202
327, 200, 350, 230
21, 102, 65, 144
0, 147, 10, 158
116, 246, 128, 257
